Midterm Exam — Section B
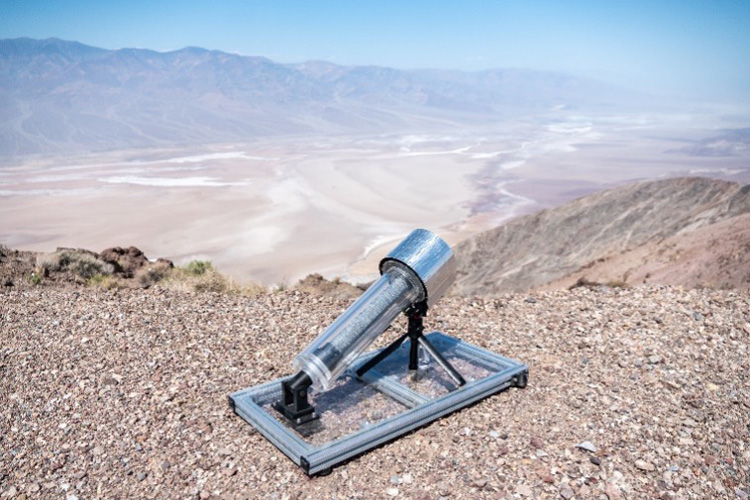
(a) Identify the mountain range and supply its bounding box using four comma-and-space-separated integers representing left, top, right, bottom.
451, 177, 750, 295
0, 38, 643, 159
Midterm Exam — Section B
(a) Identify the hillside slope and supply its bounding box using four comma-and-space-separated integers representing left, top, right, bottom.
540, 213, 750, 291
451, 177, 750, 296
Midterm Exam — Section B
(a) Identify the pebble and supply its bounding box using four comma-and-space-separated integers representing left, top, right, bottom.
635, 459, 656, 472
516, 484, 533, 497
590, 456, 602, 466
530, 437, 544, 449
137, 472, 147, 482
560, 487, 575, 499
575, 441, 597, 453
386, 487, 399, 497
473, 478, 488, 489
648, 355, 662, 365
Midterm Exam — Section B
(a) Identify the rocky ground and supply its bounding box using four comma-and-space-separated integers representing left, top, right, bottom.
1, 284, 749, 500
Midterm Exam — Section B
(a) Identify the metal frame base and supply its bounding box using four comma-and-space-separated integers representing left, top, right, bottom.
228, 332, 528, 475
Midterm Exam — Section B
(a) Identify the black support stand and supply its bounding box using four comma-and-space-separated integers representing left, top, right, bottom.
356, 303, 466, 387
274, 371, 318, 425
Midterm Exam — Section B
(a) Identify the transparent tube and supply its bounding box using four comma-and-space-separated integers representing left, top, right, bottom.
293, 263, 422, 391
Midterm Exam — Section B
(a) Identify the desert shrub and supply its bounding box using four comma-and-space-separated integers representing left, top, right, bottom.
0, 243, 8, 256
186, 260, 213, 276
606, 279, 629, 289
28, 271, 43, 286
39, 249, 114, 279
135, 260, 173, 288
159, 261, 265, 296
88, 274, 121, 289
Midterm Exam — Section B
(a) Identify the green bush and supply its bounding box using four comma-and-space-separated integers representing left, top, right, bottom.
186, 260, 213, 276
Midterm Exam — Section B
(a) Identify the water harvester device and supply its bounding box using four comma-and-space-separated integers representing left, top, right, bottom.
229, 229, 528, 475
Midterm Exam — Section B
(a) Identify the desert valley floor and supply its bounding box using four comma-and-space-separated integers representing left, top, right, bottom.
1, 111, 748, 286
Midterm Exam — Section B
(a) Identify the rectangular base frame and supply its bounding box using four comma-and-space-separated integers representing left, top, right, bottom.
228, 332, 528, 475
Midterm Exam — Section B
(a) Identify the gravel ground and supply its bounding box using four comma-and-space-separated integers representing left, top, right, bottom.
1, 285, 749, 499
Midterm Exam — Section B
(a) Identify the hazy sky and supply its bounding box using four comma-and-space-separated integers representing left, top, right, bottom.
2, 0, 749, 100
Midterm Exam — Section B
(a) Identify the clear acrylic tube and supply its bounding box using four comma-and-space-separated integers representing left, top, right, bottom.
293, 263, 422, 391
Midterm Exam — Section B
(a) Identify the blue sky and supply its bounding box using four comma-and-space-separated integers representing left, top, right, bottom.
2, 0, 749, 100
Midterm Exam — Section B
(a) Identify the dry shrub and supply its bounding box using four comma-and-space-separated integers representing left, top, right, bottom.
88, 274, 123, 290
158, 260, 265, 295
135, 260, 173, 288
39, 248, 114, 279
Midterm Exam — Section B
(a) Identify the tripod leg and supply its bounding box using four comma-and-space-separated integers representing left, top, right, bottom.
355, 332, 409, 377
417, 336, 466, 387
409, 333, 419, 370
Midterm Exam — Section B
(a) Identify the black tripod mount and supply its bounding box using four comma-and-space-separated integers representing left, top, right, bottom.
355, 302, 466, 387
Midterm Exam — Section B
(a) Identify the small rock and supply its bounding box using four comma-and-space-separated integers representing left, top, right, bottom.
92, 446, 104, 456
489, 431, 500, 438
525, 297, 537, 304
530, 437, 544, 449
437, 482, 451, 496
401, 473, 413, 484
648, 355, 662, 365
160, 460, 170, 471
560, 487, 575, 499
26, 483, 40, 493
474, 478, 488, 489
390, 475, 400, 484
576, 441, 597, 453
590, 456, 602, 466
516, 484, 533, 497
67, 496, 79, 500
137, 472, 147, 482
635, 459, 655, 472
221, 467, 237, 477
386, 487, 399, 497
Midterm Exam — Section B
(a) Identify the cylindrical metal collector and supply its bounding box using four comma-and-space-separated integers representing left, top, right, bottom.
292, 229, 456, 391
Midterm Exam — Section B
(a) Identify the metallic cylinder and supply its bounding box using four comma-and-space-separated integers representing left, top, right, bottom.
292, 229, 456, 391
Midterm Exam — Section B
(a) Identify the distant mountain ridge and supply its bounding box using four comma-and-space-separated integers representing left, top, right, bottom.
0, 37, 641, 159
451, 177, 750, 295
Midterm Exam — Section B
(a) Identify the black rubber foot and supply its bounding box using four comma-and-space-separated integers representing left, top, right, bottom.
513, 371, 529, 389
316, 467, 333, 476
